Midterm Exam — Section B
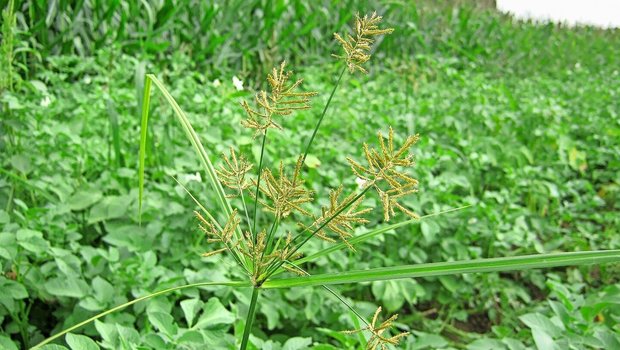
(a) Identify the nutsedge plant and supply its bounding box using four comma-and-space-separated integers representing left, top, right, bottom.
32, 12, 620, 350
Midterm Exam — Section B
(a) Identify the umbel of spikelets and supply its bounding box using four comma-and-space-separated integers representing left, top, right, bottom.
347, 127, 420, 221
216, 147, 253, 197
195, 210, 240, 257
253, 156, 313, 219
312, 185, 372, 250
333, 12, 394, 74
241, 61, 318, 136
343, 307, 410, 350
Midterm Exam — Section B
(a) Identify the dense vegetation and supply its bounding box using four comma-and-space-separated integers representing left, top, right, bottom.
1, 1, 619, 349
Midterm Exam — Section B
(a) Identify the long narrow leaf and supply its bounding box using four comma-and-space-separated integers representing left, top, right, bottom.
262, 250, 620, 289
137, 74, 248, 268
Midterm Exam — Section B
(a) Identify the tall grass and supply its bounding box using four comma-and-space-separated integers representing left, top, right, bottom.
4, 0, 619, 82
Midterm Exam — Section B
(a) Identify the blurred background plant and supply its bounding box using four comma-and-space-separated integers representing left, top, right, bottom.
1, 1, 619, 349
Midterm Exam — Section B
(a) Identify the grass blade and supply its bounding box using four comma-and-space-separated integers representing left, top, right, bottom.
31, 280, 250, 349
138, 75, 152, 218
262, 250, 620, 289
138, 74, 249, 268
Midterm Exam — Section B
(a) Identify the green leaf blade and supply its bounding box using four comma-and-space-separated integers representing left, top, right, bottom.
262, 250, 620, 289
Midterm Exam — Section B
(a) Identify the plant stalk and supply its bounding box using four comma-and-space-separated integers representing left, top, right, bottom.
240, 288, 260, 350
252, 130, 268, 240
301, 65, 347, 163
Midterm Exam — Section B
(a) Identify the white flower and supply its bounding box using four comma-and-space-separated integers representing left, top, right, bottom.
40, 96, 51, 107
355, 177, 368, 189
232, 76, 243, 91
213, 79, 221, 87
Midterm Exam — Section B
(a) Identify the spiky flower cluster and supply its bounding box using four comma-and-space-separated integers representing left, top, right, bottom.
333, 12, 394, 74
217, 147, 253, 197
312, 185, 371, 250
348, 127, 420, 221
241, 61, 318, 136
344, 307, 410, 350
254, 156, 313, 219
196, 210, 240, 258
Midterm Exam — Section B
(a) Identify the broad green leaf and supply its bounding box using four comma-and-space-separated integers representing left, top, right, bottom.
263, 250, 620, 288
282, 337, 312, 350
467, 338, 506, 350
16, 228, 49, 254
148, 311, 178, 337
0, 277, 28, 299
412, 333, 448, 349
530, 328, 557, 350
194, 297, 235, 329
177, 330, 204, 344
180, 298, 203, 327
92, 276, 114, 303
519, 313, 563, 338
66, 333, 100, 350
45, 276, 90, 298
39, 345, 69, 350
0, 335, 19, 350
67, 190, 103, 211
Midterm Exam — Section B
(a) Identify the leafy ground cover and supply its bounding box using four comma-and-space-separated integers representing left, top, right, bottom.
1, 3, 620, 350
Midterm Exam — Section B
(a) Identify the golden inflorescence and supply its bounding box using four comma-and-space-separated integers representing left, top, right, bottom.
241, 61, 318, 136
333, 12, 394, 74
343, 307, 410, 350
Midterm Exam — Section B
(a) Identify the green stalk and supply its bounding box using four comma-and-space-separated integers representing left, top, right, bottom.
252, 130, 268, 239
240, 288, 260, 350
32, 281, 250, 349
301, 65, 347, 162
262, 250, 620, 289
239, 189, 253, 235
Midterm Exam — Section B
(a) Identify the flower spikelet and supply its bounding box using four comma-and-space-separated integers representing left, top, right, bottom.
217, 147, 253, 197
254, 156, 313, 219
333, 12, 394, 74
241, 61, 317, 135
195, 210, 240, 257
347, 127, 420, 221
343, 307, 410, 350
313, 185, 372, 250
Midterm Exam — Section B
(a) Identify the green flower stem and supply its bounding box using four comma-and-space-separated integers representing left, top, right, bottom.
240, 288, 260, 350
301, 65, 347, 163
252, 130, 268, 240
31, 281, 250, 349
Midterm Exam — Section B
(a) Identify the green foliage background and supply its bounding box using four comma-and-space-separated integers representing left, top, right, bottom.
1, 1, 619, 349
